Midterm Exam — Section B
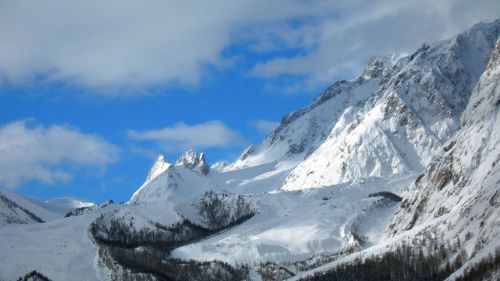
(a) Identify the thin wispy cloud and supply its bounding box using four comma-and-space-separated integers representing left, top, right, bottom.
0, 120, 118, 189
127, 120, 242, 152
252, 120, 280, 135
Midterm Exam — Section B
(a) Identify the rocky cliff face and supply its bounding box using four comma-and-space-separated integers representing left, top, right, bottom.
389, 39, 500, 262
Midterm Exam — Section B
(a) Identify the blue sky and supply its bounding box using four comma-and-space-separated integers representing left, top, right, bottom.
0, 0, 498, 203
0, 69, 311, 202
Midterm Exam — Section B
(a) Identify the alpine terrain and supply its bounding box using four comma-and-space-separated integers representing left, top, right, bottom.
0, 19, 499, 281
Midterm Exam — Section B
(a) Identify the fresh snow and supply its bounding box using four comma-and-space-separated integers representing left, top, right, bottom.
171, 174, 418, 264
0, 204, 117, 281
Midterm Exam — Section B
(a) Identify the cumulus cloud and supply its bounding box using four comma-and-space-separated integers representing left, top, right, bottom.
0, 120, 118, 189
252, 120, 280, 134
127, 120, 242, 152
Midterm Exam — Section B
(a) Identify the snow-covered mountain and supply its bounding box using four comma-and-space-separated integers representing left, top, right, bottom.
120, 19, 499, 278
130, 150, 215, 203
0, 189, 48, 226
0, 189, 94, 226
131, 20, 499, 205
0, 20, 499, 281
388, 38, 500, 276
281, 20, 499, 190
288, 34, 500, 281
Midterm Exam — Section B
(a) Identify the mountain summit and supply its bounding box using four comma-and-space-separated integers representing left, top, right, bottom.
175, 150, 209, 175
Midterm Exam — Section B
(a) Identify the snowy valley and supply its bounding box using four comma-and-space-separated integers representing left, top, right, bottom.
1, 20, 499, 281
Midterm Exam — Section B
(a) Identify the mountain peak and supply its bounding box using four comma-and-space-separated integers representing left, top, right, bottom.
146, 154, 171, 181
361, 56, 386, 79
175, 150, 197, 166
175, 150, 209, 175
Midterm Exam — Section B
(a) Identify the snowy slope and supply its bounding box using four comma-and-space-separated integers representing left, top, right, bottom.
130, 150, 415, 265
388, 38, 500, 276
229, 63, 385, 172
0, 203, 119, 281
1, 190, 47, 225
0, 187, 96, 227
0, 189, 71, 225
282, 20, 499, 191
171, 174, 417, 265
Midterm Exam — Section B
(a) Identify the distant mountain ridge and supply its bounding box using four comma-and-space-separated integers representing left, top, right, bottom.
0, 189, 94, 226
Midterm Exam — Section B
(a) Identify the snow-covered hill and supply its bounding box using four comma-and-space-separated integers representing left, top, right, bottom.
131, 149, 294, 204
171, 173, 417, 264
0, 201, 118, 281
0, 189, 48, 226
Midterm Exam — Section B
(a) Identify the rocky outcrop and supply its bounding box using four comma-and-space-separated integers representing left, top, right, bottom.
175, 150, 210, 175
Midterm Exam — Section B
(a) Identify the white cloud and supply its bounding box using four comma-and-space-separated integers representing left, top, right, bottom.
0, 0, 338, 92
252, 120, 280, 134
251, 0, 500, 88
0, 120, 118, 189
127, 120, 242, 152
0, 0, 496, 93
